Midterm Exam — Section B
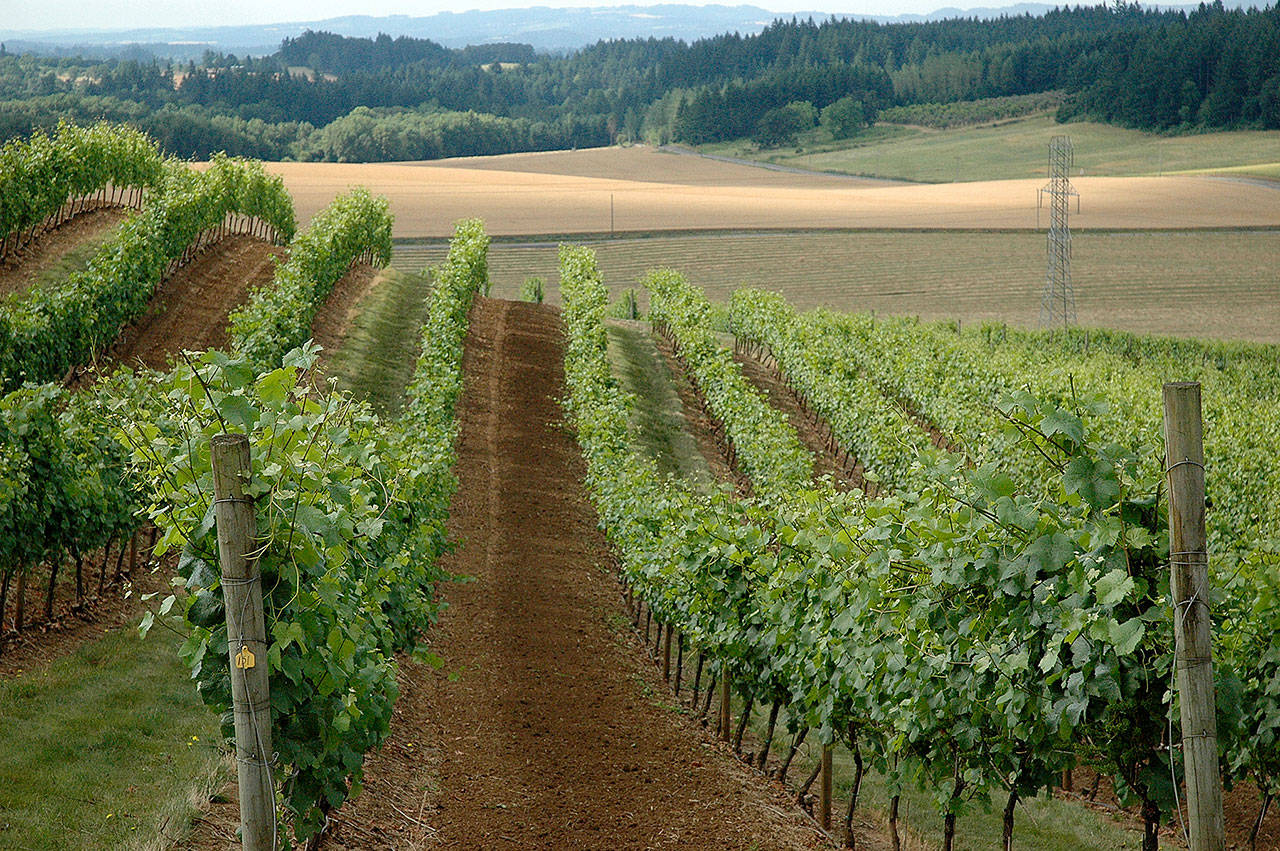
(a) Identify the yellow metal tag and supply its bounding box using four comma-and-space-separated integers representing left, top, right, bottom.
234, 645, 256, 670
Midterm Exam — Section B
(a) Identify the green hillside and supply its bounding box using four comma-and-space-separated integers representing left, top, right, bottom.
701, 116, 1280, 183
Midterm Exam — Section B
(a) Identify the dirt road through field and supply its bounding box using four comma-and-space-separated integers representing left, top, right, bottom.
320, 298, 827, 849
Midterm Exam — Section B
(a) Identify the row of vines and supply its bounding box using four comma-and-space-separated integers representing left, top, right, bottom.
0, 146, 307, 652
563, 248, 1274, 849
728, 293, 1280, 844
0, 120, 165, 259
115, 218, 488, 844
0, 147, 295, 656
0, 153, 295, 391
0, 123, 470, 845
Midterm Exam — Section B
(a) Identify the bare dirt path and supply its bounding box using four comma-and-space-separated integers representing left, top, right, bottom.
320, 297, 828, 850
0, 207, 128, 299
731, 348, 861, 490
100, 235, 284, 373
309, 264, 380, 357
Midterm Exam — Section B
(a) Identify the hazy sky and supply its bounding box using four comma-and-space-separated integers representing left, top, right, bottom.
2, 0, 958, 33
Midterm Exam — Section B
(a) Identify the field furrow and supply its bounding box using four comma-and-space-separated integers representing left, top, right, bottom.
395, 229, 1280, 342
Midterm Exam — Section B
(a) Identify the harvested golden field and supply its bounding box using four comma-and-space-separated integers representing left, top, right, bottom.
263, 146, 1280, 238
394, 230, 1280, 343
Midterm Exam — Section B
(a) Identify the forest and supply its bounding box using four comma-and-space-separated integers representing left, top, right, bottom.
0, 2, 1276, 161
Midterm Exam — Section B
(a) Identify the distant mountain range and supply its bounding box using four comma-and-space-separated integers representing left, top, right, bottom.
0, 2, 1260, 60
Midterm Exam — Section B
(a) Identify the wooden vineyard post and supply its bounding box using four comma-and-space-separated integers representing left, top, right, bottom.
1163, 382, 1225, 851
820, 744, 833, 831
719, 674, 732, 742
662, 624, 672, 681
211, 434, 275, 851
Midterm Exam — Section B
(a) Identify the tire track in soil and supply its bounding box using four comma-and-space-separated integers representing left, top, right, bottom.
319, 297, 828, 850
98, 235, 284, 373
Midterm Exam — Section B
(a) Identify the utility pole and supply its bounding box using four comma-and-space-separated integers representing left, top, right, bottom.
212, 434, 274, 851
1039, 136, 1079, 329
1163, 382, 1225, 851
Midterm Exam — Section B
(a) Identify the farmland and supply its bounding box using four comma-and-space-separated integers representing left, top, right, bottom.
5, 116, 1280, 851
701, 115, 1280, 183
264, 146, 1280, 237
394, 228, 1280, 343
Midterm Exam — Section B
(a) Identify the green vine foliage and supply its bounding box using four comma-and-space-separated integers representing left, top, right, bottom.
564, 252, 1185, 839
116, 346, 404, 842
0, 121, 165, 248
733, 294, 1280, 810
0, 384, 142, 616
644, 268, 813, 503
108, 219, 488, 844
387, 218, 489, 650
0, 154, 296, 391
230, 188, 392, 372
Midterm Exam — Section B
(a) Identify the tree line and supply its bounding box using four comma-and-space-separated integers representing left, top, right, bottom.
0, 2, 1276, 161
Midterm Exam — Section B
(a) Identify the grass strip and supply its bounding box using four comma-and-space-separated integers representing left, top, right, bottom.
0, 628, 223, 850
326, 267, 434, 415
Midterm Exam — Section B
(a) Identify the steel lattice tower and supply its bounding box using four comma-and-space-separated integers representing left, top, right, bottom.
1039, 135, 1078, 329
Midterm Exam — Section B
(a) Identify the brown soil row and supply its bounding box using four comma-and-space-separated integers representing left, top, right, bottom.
0, 207, 129, 299
309, 264, 380, 359
89, 235, 284, 376
730, 344, 862, 490
315, 298, 830, 849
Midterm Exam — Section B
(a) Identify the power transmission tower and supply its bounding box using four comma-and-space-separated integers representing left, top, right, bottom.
1038, 135, 1079, 329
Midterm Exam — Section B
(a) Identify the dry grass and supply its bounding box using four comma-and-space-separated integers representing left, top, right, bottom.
395, 229, 1280, 343
261, 147, 1280, 238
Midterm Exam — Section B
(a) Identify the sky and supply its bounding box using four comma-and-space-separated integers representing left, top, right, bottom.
0, 0, 965, 33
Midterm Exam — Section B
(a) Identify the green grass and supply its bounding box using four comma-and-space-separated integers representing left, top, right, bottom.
604, 321, 713, 487
17, 217, 127, 295
326, 267, 434, 415
395, 229, 1280, 344
0, 628, 225, 851
699, 115, 1280, 183
721, 696, 1141, 850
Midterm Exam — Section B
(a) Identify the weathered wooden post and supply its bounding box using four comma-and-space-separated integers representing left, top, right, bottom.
1163, 382, 1225, 851
820, 744, 833, 831
719, 673, 732, 742
211, 434, 274, 851
662, 623, 673, 682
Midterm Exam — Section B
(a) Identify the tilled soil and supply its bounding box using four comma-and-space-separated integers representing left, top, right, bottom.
649, 331, 747, 494
309, 264, 380, 358
0, 207, 128, 299
731, 346, 863, 490
320, 298, 828, 850
97, 235, 284, 373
